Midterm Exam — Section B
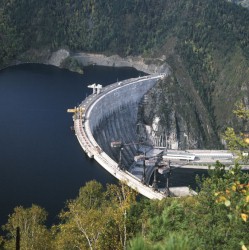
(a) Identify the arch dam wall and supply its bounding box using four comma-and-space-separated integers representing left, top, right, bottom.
89, 76, 164, 167
75, 74, 168, 200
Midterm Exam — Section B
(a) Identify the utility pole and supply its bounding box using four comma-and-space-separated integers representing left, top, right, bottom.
142, 150, 146, 184
119, 147, 124, 170
184, 132, 188, 151
165, 160, 171, 196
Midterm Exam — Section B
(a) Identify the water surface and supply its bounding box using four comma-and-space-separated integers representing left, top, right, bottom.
0, 64, 143, 226
0, 64, 205, 227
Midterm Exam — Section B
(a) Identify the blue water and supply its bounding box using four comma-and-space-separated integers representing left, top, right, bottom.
0, 64, 145, 226
0, 63, 205, 227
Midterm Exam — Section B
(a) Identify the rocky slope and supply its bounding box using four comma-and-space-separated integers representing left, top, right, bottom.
137, 55, 220, 150
227, 0, 249, 8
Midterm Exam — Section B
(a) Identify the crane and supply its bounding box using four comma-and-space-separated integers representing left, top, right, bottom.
67, 106, 85, 120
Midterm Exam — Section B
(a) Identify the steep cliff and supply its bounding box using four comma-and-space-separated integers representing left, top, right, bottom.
138, 55, 220, 150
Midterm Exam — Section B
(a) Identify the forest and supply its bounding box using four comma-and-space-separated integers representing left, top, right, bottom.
0, 164, 248, 250
1, 0, 249, 66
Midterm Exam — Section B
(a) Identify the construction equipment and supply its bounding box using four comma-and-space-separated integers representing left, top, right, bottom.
67, 106, 85, 119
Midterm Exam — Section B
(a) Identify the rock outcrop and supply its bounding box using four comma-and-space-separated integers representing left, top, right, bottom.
71, 52, 171, 75
47, 49, 70, 67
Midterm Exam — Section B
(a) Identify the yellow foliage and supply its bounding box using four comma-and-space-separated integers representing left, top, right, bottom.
246, 196, 249, 203
233, 101, 249, 120
216, 195, 227, 203
242, 245, 248, 250
241, 213, 248, 222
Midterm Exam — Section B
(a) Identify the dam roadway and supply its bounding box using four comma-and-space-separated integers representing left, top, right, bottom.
71, 74, 188, 200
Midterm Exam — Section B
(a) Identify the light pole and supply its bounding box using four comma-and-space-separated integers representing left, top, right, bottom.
183, 132, 188, 151
152, 167, 158, 190
119, 147, 124, 170
164, 160, 171, 196
142, 150, 146, 184
111, 141, 123, 172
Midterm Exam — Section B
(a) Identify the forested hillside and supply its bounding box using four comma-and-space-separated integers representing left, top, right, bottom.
1, 0, 249, 145
1, 0, 248, 63
1, 165, 249, 249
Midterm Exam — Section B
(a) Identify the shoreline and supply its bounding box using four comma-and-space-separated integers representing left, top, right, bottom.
0, 49, 171, 74
1, 48, 171, 75
70, 51, 171, 75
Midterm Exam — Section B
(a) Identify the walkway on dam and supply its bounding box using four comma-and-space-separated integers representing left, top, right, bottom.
72, 74, 195, 199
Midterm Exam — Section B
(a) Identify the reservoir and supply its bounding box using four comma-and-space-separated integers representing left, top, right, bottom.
0, 64, 205, 226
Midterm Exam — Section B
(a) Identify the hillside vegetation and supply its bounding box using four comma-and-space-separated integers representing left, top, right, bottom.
1, 165, 249, 249
1, 0, 249, 146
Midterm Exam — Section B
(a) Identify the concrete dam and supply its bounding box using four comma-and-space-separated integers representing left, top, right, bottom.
71, 74, 176, 200
91, 77, 162, 167
69, 72, 248, 199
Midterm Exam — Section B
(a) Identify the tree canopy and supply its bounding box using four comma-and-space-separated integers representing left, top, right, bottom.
1, 169, 248, 250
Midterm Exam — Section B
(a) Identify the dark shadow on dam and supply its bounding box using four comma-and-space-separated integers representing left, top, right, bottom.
93, 103, 139, 168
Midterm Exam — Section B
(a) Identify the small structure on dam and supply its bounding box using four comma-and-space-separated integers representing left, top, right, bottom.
69, 74, 197, 199
88, 83, 103, 94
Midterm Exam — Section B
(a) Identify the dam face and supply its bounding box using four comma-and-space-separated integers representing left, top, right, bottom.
74, 73, 198, 199
93, 103, 139, 167
87, 77, 159, 131
76, 75, 168, 199
88, 76, 162, 167
73, 74, 172, 200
